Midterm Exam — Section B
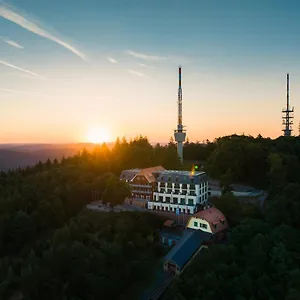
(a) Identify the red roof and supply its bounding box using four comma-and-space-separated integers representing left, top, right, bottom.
192, 207, 228, 234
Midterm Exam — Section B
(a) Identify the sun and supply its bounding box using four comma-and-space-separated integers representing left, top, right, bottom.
86, 127, 110, 144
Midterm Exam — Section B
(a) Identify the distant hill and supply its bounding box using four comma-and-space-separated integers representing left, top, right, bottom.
0, 141, 170, 172
0, 143, 115, 171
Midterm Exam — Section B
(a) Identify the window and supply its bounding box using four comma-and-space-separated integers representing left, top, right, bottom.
200, 223, 208, 229
182, 184, 187, 189
180, 198, 185, 205
175, 176, 178, 182
159, 196, 163, 202
165, 197, 170, 203
173, 197, 177, 204
168, 176, 171, 181
191, 178, 194, 184
193, 221, 198, 227
188, 199, 194, 206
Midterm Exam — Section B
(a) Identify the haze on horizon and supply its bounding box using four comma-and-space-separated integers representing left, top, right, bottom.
1, 0, 300, 144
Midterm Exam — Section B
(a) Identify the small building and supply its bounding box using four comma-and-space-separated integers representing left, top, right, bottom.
148, 170, 208, 215
163, 229, 211, 274
120, 166, 165, 208
160, 220, 184, 246
186, 207, 228, 241
208, 179, 268, 208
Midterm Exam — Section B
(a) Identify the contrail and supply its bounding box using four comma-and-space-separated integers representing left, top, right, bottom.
0, 60, 46, 79
0, 36, 23, 48
0, 88, 45, 96
0, 2, 87, 61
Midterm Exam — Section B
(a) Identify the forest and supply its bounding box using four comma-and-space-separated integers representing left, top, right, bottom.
163, 134, 300, 300
1, 134, 300, 299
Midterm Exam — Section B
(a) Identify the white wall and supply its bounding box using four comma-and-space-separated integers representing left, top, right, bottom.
186, 217, 212, 234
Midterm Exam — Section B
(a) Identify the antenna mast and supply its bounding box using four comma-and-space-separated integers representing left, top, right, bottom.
282, 73, 294, 136
174, 66, 186, 162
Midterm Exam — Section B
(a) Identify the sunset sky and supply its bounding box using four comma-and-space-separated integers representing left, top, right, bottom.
1, 0, 300, 143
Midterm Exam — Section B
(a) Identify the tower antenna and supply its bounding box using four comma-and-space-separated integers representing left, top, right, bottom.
174, 66, 186, 162
282, 73, 294, 136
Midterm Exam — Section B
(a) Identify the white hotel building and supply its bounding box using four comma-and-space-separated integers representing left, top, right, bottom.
147, 170, 208, 215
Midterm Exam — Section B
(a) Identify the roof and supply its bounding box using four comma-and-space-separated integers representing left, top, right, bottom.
163, 219, 175, 227
138, 166, 165, 183
164, 229, 212, 269
191, 207, 229, 234
230, 183, 255, 192
208, 179, 256, 193
155, 170, 207, 184
120, 169, 140, 181
160, 228, 183, 240
158, 170, 205, 176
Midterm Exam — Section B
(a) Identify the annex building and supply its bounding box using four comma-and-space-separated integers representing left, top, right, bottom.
163, 207, 228, 275
120, 166, 165, 208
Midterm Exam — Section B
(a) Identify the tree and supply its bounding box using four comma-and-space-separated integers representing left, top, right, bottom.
102, 174, 131, 206
211, 193, 242, 225
268, 153, 286, 192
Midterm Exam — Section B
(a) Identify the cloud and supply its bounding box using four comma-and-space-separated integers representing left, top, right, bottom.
0, 60, 46, 79
107, 57, 117, 64
6, 72, 47, 80
128, 69, 146, 77
0, 88, 44, 96
138, 63, 154, 69
125, 50, 168, 61
0, 2, 87, 61
126, 50, 188, 64
0, 36, 23, 48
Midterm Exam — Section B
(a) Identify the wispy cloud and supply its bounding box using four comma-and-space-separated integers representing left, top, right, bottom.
0, 60, 46, 80
6, 72, 47, 80
107, 57, 117, 64
0, 2, 87, 61
128, 69, 146, 77
0, 36, 23, 48
138, 63, 154, 69
0, 88, 44, 96
126, 50, 190, 65
125, 50, 168, 61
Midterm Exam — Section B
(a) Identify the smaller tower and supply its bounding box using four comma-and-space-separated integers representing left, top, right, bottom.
282, 73, 294, 136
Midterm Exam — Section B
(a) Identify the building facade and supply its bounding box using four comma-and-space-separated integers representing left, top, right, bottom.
120, 166, 165, 207
147, 170, 208, 215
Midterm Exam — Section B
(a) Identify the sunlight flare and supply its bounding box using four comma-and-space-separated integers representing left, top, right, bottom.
86, 127, 110, 144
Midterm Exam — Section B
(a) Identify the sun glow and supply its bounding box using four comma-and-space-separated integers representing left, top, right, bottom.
86, 127, 110, 144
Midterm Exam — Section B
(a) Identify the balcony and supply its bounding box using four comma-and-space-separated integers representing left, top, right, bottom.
131, 184, 151, 188
132, 190, 152, 194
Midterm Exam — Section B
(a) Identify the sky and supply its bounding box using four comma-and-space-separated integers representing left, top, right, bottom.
1, 0, 300, 143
